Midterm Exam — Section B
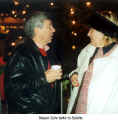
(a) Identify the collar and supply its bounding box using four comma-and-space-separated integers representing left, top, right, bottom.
38, 48, 47, 56
93, 42, 116, 55
103, 42, 116, 54
24, 38, 47, 56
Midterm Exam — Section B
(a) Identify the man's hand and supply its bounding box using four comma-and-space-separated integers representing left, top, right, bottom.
70, 73, 79, 87
45, 68, 63, 83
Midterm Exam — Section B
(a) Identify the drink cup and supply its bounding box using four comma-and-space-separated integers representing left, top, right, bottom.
51, 65, 61, 70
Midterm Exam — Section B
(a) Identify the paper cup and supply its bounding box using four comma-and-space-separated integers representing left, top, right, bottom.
51, 65, 61, 70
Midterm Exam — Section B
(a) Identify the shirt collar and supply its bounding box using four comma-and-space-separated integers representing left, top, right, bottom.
103, 42, 116, 54
38, 48, 47, 56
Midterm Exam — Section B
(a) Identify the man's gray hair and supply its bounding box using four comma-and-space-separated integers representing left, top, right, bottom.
24, 12, 49, 39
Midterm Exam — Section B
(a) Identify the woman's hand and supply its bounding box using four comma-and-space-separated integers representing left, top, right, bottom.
70, 73, 79, 87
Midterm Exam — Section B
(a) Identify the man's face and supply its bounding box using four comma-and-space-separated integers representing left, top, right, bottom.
87, 28, 105, 46
34, 19, 55, 46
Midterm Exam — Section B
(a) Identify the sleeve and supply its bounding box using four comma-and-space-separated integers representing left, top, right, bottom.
6, 54, 48, 88
5, 52, 49, 113
67, 48, 87, 114
69, 50, 83, 78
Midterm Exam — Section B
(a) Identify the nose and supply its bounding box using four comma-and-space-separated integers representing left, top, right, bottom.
52, 26, 56, 33
87, 29, 91, 36
88, 28, 93, 37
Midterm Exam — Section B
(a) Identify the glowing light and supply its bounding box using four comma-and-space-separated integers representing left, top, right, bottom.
8, 52, 12, 56
72, 45, 76, 50
70, 8, 74, 12
50, 2, 54, 6
18, 36, 23, 40
70, 8, 75, 15
26, 4, 30, 8
72, 20, 76, 25
86, 1, 92, 7
6, 29, 10, 33
108, 11, 112, 14
22, 10, 27, 15
0, 26, 5, 31
14, 14, 17, 18
70, 11, 75, 15
12, 10, 16, 15
11, 42, 16, 46
14, 1, 19, 6
74, 32, 77, 36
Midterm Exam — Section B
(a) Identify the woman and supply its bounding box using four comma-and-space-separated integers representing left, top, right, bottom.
67, 11, 118, 114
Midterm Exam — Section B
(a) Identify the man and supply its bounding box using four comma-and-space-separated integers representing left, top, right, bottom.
67, 12, 118, 114
5, 12, 63, 114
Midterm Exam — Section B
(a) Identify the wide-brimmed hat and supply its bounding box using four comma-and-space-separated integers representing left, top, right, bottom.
87, 12, 118, 38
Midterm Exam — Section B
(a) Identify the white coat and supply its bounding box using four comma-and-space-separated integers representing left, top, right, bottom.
67, 43, 118, 114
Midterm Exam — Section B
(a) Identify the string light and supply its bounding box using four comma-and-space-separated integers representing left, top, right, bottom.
18, 36, 23, 40
11, 0, 30, 19
72, 31, 77, 36
70, 8, 75, 15
85, 1, 92, 7
72, 20, 76, 25
26, 4, 30, 8
14, 14, 17, 18
8, 52, 12, 56
70, 8, 74, 12
14, 1, 19, 6
22, 10, 27, 15
73, 32, 77, 36
70, 11, 74, 15
72, 45, 76, 50
12, 10, 16, 15
6, 29, 10, 33
0, 25, 5, 31
50, 2, 54, 6
108, 11, 112, 14
11, 42, 16, 46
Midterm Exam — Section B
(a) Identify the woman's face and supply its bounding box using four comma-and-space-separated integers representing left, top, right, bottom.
88, 28, 105, 46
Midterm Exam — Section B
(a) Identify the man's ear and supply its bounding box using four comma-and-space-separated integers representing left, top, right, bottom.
34, 27, 41, 35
